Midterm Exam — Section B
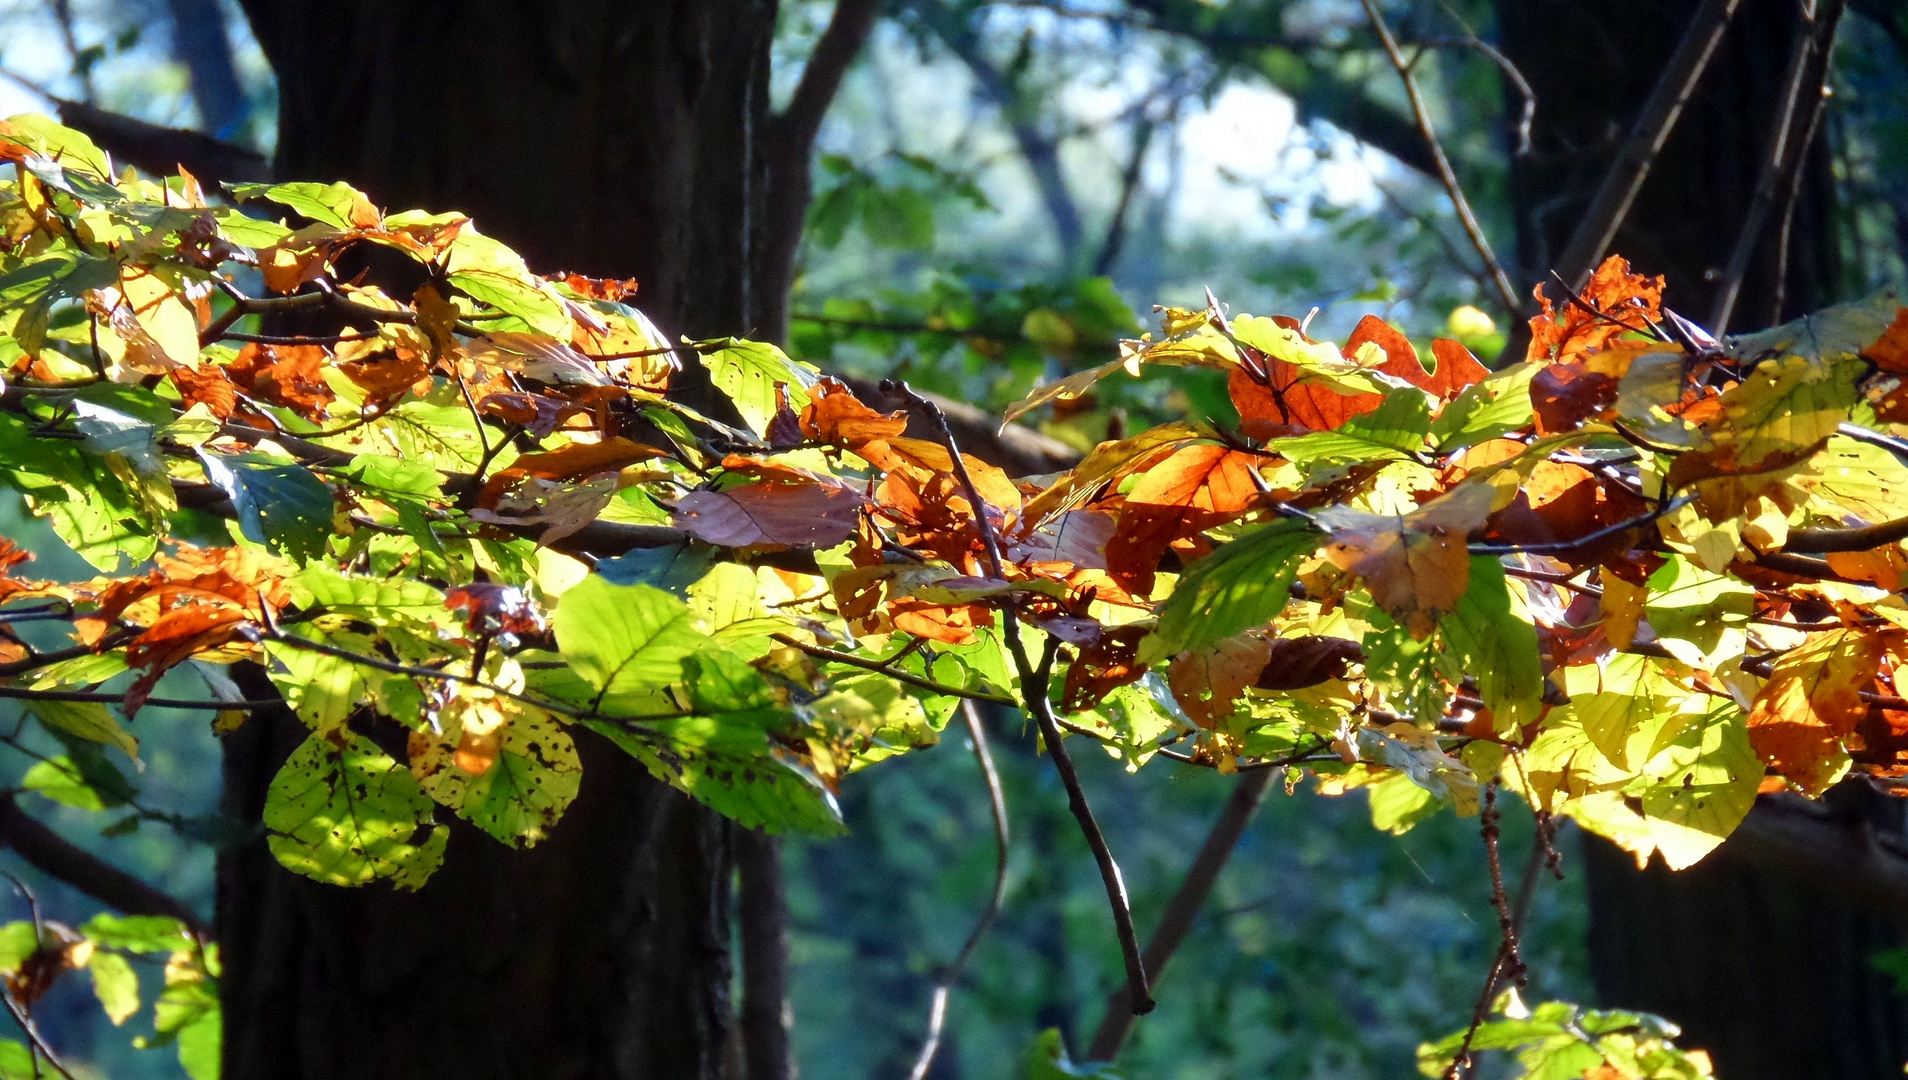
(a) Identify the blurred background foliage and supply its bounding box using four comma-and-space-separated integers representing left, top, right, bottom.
0, 0, 1905, 1076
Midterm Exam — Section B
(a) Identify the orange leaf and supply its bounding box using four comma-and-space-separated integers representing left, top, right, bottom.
338, 349, 432, 406
1105, 445, 1265, 592
1526, 255, 1663, 364
799, 377, 908, 450
170, 362, 239, 420
1425, 338, 1490, 398
1748, 627, 1891, 794
227, 342, 335, 421
1865, 305, 1908, 374
889, 597, 989, 645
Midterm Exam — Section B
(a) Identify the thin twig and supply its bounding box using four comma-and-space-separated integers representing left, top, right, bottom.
1358, 0, 1519, 314
0, 686, 282, 711
888, 379, 1155, 1016
907, 701, 1011, 1080
0, 991, 74, 1080
768, 634, 1017, 707
1552, 0, 1742, 292
1086, 764, 1279, 1061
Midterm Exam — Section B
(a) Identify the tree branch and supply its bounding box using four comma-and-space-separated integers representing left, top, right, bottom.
1356, 0, 1519, 314
1551, 0, 1742, 292
53, 99, 272, 185
0, 796, 211, 937
1085, 764, 1275, 1061
760, 0, 883, 345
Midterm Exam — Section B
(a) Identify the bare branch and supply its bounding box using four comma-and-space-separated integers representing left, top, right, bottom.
1357, 0, 1520, 314
907, 701, 1011, 1080
1552, 0, 1742, 292
888, 379, 1154, 1016
1085, 765, 1277, 1061
0, 796, 211, 937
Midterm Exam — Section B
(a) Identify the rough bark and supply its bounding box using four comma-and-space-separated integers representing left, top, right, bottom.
1501, 3, 1908, 1076
222, 4, 779, 1078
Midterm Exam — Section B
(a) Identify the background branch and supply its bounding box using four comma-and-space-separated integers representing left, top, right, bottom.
0, 796, 211, 937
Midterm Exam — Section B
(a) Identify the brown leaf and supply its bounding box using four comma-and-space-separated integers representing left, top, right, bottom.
1060, 624, 1148, 712
1168, 633, 1273, 728
1319, 484, 1497, 638
477, 436, 668, 508
675, 481, 867, 549
1255, 635, 1363, 690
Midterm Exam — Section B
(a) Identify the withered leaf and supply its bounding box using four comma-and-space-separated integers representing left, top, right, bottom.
675, 481, 867, 549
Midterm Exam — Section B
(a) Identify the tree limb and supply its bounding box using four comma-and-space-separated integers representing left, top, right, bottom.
53, 99, 272, 185
1356, 0, 1519, 314
1085, 765, 1275, 1061
760, 0, 883, 344
0, 796, 211, 937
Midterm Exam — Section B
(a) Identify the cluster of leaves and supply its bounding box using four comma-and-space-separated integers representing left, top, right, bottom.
8, 110, 1908, 1071
1418, 993, 1714, 1080
0, 912, 215, 1079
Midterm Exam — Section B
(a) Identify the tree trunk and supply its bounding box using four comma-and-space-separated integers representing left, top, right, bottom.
1500, 3, 1908, 1076
221, 4, 777, 1078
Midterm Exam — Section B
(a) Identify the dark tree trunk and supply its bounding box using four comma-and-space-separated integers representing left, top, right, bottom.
222, 4, 778, 1078
1500, 0, 1839, 324
1501, 3, 1908, 1076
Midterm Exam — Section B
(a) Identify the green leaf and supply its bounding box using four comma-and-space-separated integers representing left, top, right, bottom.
88, 949, 140, 1025
262, 627, 371, 731
705, 339, 820, 438
1145, 518, 1325, 662
415, 710, 582, 846
197, 450, 333, 561
1639, 700, 1761, 870
28, 698, 139, 765
554, 575, 710, 706
287, 565, 450, 625
1439, 556, 1545, 733
80, 913, 191, 953
175, 1006, 221, 1080
0, 113, 113, 175
1367, 770, 1441, 835
861, 186, 936, 249
0, 923, 37, 973
0, 1039, 33, 1080
229, 180, 372, 230
1026, 1028, 1123, 1079
22, 755, 107, 810
1644, 555, 1753, 670
263, 732, 447, 887
1266, 391, 1431, 466
1431, 362, 1539, 449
